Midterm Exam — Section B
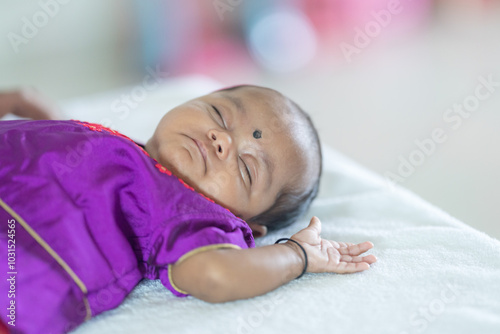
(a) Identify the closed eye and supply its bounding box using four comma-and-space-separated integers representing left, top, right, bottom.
212, 105, 225, 128
240, 157, 252, 186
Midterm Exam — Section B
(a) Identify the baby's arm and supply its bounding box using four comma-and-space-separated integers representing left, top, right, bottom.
171, 240, 304, 303
171, 216, 377, 303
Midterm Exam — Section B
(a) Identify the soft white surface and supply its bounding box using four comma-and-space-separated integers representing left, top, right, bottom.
45, 76, 499, 334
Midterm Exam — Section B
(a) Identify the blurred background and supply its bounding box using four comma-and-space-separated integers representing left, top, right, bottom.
1, 0, 499, 239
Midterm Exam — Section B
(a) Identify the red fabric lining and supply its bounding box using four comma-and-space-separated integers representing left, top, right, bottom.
0, 318, 9, 334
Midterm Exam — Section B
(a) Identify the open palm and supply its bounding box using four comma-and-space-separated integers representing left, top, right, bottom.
289, 216, 377, 274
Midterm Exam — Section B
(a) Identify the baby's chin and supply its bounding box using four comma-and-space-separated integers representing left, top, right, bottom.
160, 158, 193, 185
159, 156, 211, 196
170, 170, 245, 218
156, 146, 193, 176
154, 149, 248, 218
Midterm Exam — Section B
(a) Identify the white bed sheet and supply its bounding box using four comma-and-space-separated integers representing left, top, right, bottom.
35, 76, 500, 334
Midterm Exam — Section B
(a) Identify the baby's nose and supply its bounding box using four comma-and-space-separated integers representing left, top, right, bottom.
209, 129, 232, 160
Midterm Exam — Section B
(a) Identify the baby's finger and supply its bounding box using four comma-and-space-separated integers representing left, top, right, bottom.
340, 254, 377, 264
338, 241, 374, 256
308, 216, 321, 235
334, 261, 370, 274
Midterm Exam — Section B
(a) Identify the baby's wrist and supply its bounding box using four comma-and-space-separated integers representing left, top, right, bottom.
275, 238, 307, 278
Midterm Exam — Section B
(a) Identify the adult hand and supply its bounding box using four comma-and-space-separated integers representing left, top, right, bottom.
288, 216, 377, 274
0, 88, 60, 120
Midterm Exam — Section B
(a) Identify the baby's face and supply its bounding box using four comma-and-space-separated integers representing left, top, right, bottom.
146, 86, 316, 230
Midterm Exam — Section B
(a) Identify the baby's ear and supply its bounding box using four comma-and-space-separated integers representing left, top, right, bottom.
248, 223, 267, 238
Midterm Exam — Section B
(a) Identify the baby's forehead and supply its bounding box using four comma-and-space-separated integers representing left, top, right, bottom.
212, 86, 315, 144
214, 87, 297, 123
213, 86, 285, 107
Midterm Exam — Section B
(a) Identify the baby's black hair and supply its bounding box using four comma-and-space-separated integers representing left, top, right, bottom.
216, 85, 323, 233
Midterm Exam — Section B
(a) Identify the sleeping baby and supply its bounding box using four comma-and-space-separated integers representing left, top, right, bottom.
0, 86, 376, 334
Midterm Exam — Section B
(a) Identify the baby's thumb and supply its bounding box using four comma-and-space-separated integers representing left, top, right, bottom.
308, 216, 321, 235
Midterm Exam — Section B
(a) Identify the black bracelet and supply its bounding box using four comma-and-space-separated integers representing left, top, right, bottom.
274, 238, 308, 279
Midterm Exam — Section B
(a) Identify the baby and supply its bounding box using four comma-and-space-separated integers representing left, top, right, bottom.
0, 86, 376, 334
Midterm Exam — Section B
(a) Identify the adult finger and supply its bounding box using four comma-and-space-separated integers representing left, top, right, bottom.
15, 97, 60, 120
11, 89, 60, 120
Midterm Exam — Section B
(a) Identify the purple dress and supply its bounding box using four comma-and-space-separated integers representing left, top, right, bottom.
0, 120, 255, 334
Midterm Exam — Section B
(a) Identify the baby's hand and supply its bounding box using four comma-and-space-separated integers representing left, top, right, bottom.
0, 88, 60, 120
289, 216, 377, 274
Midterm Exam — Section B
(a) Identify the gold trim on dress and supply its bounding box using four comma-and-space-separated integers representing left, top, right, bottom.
0, 197, 92, 321
167, 243, 241, 295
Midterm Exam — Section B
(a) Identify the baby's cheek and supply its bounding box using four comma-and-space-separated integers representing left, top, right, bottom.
158, 146, 191, 178
200, 170, 232, 199
198, 171, 245, 213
